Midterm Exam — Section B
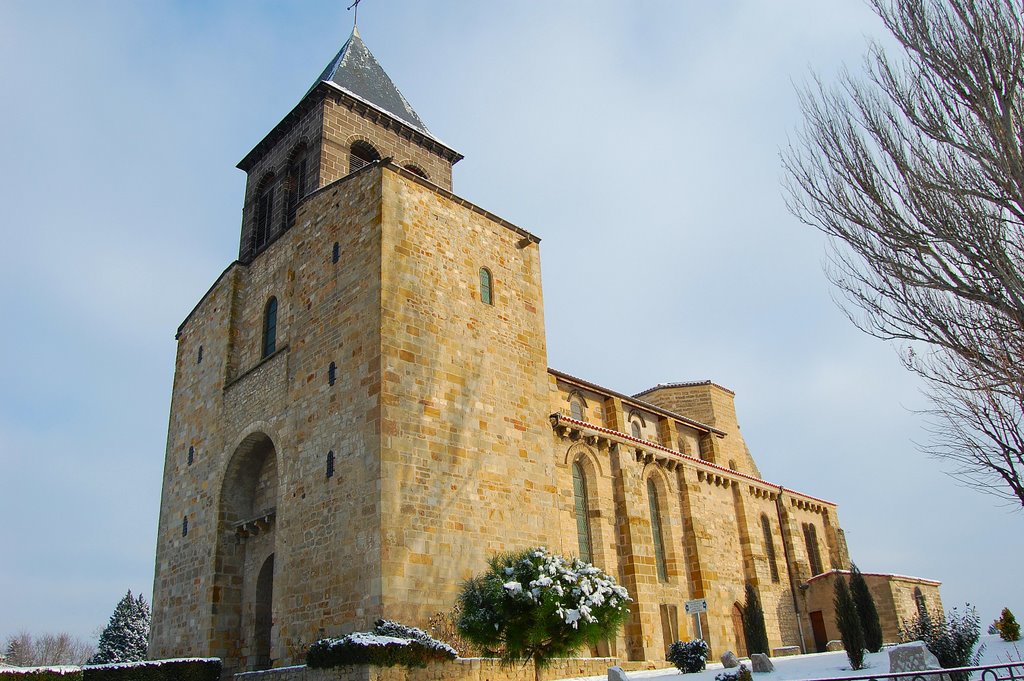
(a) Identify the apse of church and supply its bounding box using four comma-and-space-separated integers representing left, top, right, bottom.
149, 26, 942, 674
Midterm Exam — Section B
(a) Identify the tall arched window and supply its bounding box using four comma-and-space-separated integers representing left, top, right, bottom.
761, 514, 780, 583
572, 462, 593, 563
349, 140, 380, 173
803, 522, 823, 576
262, 297, 278, 358
480, 268, 493, 305
631, 420, 642, 439
647, 478, 668, 582
914, 587, 927, 617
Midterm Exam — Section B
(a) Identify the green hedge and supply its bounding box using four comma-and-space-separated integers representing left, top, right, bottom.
83, 658, 221, 681
0, 669, 83, 681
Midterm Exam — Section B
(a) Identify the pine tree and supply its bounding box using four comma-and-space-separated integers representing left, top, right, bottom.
849, 564, 883, 653
740, 583, 770, 656
834, 575, 865, 670
89, 590, 151, 664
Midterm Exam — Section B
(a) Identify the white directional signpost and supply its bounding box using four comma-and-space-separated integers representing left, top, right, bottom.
684, 598, 708, 640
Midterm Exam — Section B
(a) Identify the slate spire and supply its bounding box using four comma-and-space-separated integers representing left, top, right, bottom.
311, 27, 431, 135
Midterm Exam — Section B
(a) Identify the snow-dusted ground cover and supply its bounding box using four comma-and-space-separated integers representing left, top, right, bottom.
566, 636, 1022, 681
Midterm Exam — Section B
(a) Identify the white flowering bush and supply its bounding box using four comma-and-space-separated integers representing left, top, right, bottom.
457, 547, 631, 672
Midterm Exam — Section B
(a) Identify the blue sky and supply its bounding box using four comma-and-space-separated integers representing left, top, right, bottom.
0, 1, 1018, 645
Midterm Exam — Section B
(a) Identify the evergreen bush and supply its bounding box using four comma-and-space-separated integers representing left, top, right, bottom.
740, 584, 770, 656
900, 605, 984, 681
306, 620, 457, 668
833, 575, 865, 670
0, 671, 83, 681
666, 639, 709, 674
456, 547, 631, 681
849, 565, 883, 653
88, 591, 150, 664
994, 608, 1020, 642
83, 659, 221, 681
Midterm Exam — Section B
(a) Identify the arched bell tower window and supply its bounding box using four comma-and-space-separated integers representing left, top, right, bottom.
252, 174, 275, 255
284, 142, 310, 229
404, 164, 428, 180
262, 297, 278, 358
349, 140, 381, 174
572, 461, 593, 563
480, 268, 493, 305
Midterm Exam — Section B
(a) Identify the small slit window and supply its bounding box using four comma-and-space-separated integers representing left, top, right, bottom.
187, 446, 194, 466
197, 345, 203, 364
262, 297, 278, 358
479, 268, 493, 305
326, 450, 335, 479
332, 242, 340, 264
328, 362, 336, 386
181, 516, 188, 537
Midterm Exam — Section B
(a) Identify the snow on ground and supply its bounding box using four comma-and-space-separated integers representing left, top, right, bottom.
566, 636, 1023, 681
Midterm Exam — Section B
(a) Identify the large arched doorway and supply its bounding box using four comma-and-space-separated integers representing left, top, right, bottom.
211, 432, 279, 673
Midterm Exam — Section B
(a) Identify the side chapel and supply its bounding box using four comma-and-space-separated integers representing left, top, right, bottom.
149, 26, 943, 674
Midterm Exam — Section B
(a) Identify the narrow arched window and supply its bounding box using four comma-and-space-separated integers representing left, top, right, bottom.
480, 268, 493, 305
728, 459, 738, 471
328, 361, 336, 386
570, 396, 585, 421
631, 420, 642, 439
647, 479, 668, 582
262, 297, 278, 358
252, 175, 275, 255
349, 140, 380, 173
572, 462, 593, 563
326, 450, 335, 479
761, 514, 780, 583
181, 516, 189, 537
914, 587, 927, 617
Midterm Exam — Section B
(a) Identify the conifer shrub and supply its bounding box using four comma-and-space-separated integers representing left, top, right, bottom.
833, 575, 866, 670
666, 639, 709, 674
88, 591, 151, 665
740, 584, 770, 656
900, 605, 984, 681
849, 565, 883, 653
994, 608, 1020, 642
306, 620, 457, 668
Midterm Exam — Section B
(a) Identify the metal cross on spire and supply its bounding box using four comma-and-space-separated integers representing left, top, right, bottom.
347, 0, 366, 28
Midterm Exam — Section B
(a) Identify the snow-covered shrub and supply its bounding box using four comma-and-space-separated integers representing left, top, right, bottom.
88, 591, 150, 664
714, 664, 752, 681
306, 620, 457, 668
994, 608, 1020, 642
456, 547, 631, 674
666, 639, 709, 673
82, 658, 221, 681
900, 605, 984, 681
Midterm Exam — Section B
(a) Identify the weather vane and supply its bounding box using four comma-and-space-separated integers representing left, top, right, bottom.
347, 0, 365, 28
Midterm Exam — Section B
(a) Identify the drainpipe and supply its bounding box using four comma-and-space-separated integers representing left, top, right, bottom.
776, 486, 808, 653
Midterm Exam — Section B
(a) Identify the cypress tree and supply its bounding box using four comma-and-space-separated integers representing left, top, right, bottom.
834, 575, 865, 670
741, 583, 770, 656
849, 564, 883, 652
89, 590, 151, 664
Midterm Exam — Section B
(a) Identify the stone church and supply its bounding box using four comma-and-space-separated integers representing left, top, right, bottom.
149, 27, 942, 674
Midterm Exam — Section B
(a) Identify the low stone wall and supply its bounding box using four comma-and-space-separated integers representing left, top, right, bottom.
235, 658, 619, 681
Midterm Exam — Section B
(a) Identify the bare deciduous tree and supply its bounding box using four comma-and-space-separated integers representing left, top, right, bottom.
783, 0, 1024, 508
3, 631, 95, 667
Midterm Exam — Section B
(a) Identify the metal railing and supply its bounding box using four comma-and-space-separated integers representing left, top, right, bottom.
800, 661, 1024, 681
